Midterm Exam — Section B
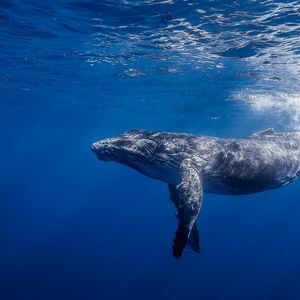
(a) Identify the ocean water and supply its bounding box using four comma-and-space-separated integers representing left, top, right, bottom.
1, 0, 300, 299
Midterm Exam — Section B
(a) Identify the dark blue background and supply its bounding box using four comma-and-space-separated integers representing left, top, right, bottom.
1, 1, 300, 299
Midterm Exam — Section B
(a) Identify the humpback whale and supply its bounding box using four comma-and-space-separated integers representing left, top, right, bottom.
91, 128, 300, 258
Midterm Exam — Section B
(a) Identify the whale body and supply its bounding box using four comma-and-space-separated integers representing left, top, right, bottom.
91, 128, 300, 258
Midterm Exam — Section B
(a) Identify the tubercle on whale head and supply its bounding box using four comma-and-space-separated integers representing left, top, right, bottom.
91, 139, 113, 161
91, 137, 127, 162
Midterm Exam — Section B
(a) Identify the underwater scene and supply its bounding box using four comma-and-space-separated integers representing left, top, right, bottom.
1, 0, 300, 299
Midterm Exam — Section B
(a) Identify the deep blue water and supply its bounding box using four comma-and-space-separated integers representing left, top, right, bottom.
1, 1, 300, 299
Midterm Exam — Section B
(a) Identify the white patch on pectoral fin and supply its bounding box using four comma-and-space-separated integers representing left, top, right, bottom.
169, 159, 203, 259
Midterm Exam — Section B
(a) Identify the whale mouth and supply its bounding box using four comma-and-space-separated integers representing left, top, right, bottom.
94, 150, 113, 162
91, 141, 106, 151
91, 142, 113, 161
91, 143, 97, 152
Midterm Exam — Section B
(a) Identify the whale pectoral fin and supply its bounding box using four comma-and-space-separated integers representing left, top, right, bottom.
169, 185, 201, 254
169, 159, 203, 259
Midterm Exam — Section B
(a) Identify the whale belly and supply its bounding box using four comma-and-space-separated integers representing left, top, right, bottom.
202, 174, 288, 195
202, 147, 299, 195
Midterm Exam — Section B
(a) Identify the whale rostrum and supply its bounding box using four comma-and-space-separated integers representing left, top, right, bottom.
91, 129, 300, 258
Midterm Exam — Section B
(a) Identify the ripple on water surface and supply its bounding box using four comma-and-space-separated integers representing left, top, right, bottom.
0, 0, 300, 130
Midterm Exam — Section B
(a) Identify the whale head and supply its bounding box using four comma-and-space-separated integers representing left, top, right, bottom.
91, 129, 180, 182
91, 129, 158, 164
